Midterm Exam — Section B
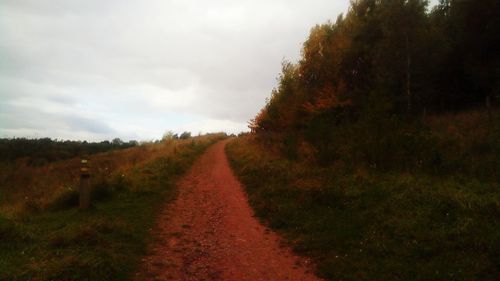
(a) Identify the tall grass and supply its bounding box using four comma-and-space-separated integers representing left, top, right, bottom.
227, 114, 500, 281
0, 134, 225, 280
0, 136, 218, 213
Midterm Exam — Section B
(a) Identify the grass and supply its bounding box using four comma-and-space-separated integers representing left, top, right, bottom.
226, 133, 500, 281
0, 134, 225, 280
0, 137, 197, 212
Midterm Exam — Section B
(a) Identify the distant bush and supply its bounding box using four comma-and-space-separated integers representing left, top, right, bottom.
180, 131, 191, 139
162, 130, 180, 141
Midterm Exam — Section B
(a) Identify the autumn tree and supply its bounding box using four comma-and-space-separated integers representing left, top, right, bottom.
250, 0, 498, 161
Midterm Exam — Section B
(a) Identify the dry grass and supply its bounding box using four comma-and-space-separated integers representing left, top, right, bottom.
0, 133, 226, 281
0, 136, 219, 213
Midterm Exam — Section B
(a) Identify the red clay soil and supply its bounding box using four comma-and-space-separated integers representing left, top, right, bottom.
135, 140, 321, 281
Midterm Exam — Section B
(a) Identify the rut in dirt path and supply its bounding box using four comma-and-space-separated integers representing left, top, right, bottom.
135, 140, 321, 281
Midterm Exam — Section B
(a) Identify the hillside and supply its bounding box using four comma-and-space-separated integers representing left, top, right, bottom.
1, 138, 192, 213
227, 0, 499, 280
0, 134, 225, 280
228, 109, 500, 280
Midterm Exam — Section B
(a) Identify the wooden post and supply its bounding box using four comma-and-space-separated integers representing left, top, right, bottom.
79, 158, 91, 210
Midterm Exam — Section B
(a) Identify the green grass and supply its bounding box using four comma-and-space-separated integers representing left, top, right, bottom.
0, 136, 223, 281
226, 137, 500, 281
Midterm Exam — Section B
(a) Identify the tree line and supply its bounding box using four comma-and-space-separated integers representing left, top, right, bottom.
249, 0, 499, 171
0, 138, 138, 165
251, 0, 498, 132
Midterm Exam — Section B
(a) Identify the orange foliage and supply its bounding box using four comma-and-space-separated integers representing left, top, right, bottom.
302, 81, 351, 115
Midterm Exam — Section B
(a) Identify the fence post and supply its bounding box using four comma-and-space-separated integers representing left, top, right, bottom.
79, 158, 91, 210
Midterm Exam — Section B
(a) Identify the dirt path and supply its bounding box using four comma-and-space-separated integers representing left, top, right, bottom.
135, 140, 321, 281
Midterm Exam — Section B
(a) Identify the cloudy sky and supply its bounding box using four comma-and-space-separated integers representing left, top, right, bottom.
0, 0, 438, 141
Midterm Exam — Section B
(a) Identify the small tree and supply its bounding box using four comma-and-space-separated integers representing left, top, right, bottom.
162, 131, 175, 141
128, 140, 139, 146
112, 138, 124, 146
180, 131, 191, 139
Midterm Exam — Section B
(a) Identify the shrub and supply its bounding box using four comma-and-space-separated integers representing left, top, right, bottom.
180, 131, 191, 139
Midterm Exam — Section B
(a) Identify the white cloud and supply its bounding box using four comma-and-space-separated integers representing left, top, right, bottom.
0, 0, 357, 140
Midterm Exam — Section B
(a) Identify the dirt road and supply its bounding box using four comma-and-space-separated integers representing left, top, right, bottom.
135, 140, 320, 281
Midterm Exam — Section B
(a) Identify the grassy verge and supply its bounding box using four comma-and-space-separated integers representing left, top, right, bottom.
0, 135, 224, 280
226, 136, 500, 281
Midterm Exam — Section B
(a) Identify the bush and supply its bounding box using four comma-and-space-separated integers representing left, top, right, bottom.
180, 131, 191, 139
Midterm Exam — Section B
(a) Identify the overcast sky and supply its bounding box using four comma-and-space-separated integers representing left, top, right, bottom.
0, 0, 438, 141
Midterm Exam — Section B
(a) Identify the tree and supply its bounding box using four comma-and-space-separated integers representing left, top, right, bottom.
112, 138, 124, 146
180, 131, 191, 139
162, 131, 175, 141
250, 0, 499, 154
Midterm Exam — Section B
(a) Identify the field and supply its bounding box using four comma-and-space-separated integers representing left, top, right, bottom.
226, 110, 500, 281
0, 134, 225, 280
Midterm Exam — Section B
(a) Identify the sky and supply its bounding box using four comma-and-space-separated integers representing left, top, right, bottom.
0, 0, 439, 141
